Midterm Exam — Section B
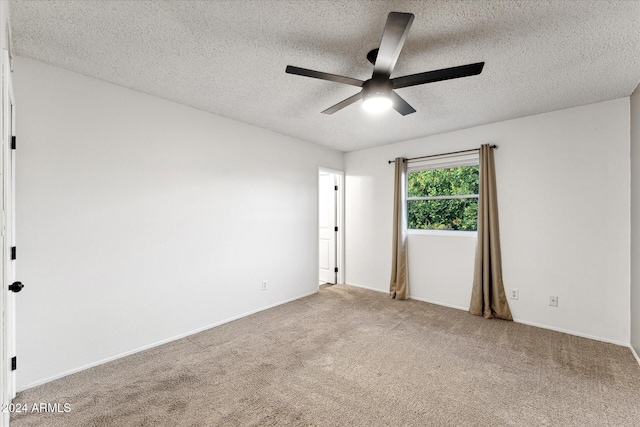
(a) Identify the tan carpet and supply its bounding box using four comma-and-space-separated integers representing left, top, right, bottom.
11, 284, 640, 426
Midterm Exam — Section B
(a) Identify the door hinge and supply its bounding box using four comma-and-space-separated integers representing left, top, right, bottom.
334, 226, 338, 232
11, 246, 16, 260
334, 267, 338, 273
11, 136, 16, 150
11, 357, 16, 371
334, 185, 338, 191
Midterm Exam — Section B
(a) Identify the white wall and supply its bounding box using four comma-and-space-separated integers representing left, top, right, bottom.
1, 1, 7, 53
631, 84, 640, 358
345, 98, 630, 345
13, 57, 343, 389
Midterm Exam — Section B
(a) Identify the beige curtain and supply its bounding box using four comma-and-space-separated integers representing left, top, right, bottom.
469, 145, 512, 320
390, 157, 408, 300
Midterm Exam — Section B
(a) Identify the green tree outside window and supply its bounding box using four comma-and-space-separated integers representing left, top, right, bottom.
407, 165, 479, 231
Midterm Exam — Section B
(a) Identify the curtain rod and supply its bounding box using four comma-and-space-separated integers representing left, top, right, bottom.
387, 145, 498, 164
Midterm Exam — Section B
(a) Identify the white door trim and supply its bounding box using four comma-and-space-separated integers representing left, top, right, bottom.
318, 167, 344, 288
318, 173, 337, 284
1, 46, 15, 427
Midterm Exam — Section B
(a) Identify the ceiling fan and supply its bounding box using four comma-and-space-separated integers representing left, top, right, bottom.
286, 12, 484, 116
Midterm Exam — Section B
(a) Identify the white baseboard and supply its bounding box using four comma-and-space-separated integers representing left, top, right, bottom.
631, 344, 640, 367
22, 285, 634, 392
408, 295, 469, 312
347, 284, 629, 348
344, 282, 388, 294
345, 285, 469, 312
512, 318, 629, 347
17, 290, 318, 392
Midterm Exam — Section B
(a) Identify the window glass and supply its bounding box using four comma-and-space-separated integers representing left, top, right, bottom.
407, 165, 479, 231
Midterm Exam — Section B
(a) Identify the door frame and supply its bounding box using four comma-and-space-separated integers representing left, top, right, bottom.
1, 46, 15, 426
317, 167, 344, 289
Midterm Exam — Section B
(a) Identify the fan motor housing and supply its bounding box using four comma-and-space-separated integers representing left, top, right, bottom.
362, 79, 392, 101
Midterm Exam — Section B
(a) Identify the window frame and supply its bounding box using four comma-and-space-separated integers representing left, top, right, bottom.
405, 152, 480, 236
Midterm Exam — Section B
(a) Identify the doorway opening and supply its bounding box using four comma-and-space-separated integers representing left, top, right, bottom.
318, 168, 343, 289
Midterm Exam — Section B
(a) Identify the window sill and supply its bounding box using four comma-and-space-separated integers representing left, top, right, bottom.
407, 229, 478, 237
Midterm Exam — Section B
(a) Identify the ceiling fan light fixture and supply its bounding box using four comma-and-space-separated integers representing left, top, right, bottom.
362, 95, 392, 114
286, 12, 484, 117
361, 79, 393, 114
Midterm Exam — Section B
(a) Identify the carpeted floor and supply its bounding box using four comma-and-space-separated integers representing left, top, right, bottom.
11, 284, 640, 426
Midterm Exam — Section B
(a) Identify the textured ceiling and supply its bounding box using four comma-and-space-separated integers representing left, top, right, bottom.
8, 0, 640, 152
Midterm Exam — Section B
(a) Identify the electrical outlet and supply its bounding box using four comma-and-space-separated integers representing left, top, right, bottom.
262, 280, 268, 291
510, 289, 519, 300
549, 296, 558, 307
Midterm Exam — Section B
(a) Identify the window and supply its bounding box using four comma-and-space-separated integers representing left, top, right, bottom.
407, 154, 479, 231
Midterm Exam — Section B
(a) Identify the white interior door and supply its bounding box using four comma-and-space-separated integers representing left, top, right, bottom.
1, 48, 16, 416
318, 173, 337, 284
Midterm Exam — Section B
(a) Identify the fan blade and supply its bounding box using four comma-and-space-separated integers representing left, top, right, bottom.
321, 92, 363, 115
390, 91, 416, 116
286, 66, 364, 87
391, 62, 485, 89
372, 12, 415, 80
